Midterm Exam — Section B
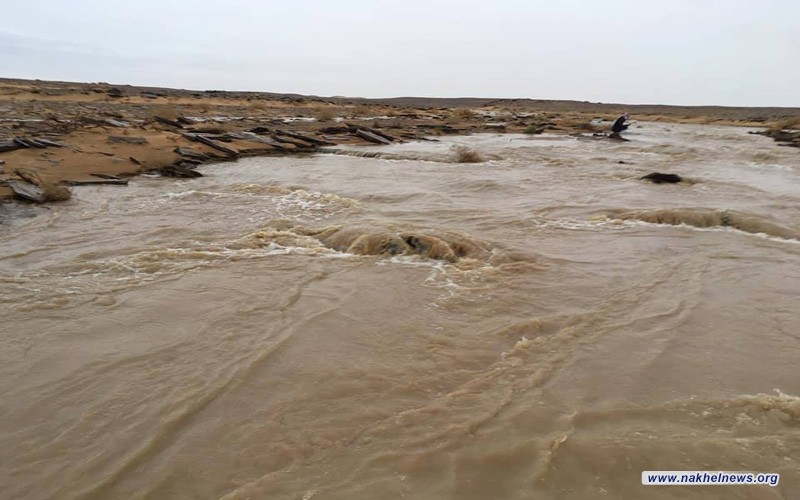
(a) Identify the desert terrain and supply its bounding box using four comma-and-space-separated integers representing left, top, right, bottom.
2, 77, 798, 205
3, 75, 800, 499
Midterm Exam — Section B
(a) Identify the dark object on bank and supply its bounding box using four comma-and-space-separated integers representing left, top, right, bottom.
641, 172, 683, 184
612, 113, 630, 134
751, 128, 800, 149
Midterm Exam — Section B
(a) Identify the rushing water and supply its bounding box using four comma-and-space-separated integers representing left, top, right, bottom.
1, 123, 799, 499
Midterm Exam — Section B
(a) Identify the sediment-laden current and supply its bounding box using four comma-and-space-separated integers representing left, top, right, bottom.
1, 123, 799, 499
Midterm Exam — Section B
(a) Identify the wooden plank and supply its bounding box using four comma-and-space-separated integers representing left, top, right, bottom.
174, 147, 209, 160
0, 139, 23, 153
226, 132, 288, 151
25, 138, 50, 148
63, 179, 129, 186
108, 135, 149, 145
32, 137, 66, 148
13, 137, 37, 148
155, 116, 183, 128
355, 129, 391, 145
7, 179, 46, 203
274, 130, 334, 146
195, 135, 239, 156
103, 118, 131, 127
185, 134, 239, 156
270, 134, 315, 148
346, 123, 397, 142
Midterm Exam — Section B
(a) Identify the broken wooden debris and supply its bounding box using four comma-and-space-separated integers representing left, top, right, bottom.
30, 137, 66, 148
7, 180, 46, 203
15, 169, 72, 201
159, 164, 204, 178
1, 137, 66, 152
415, 124, 464, 134
355, 129, 392, 145
270, 134, 315, 148
175, 160, 202, 169
107, 135, 149, 145
174, 147, 209, 160
63, 179, 129, 186
184, 133, 240, 156
318, 126, 352, 135
274, 130, 334, 146
345, 123, 398, 142
226, 132, 288, 150
14, 137, 46, 148
186, 127, 227, 135
155, 116, 183, 128
90, 173, 123, 180
103, 118, 131, 127
238, 147, 279, 156
0, 139, 23, 153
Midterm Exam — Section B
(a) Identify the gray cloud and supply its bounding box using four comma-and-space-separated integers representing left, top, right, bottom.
1, 0, 798, 106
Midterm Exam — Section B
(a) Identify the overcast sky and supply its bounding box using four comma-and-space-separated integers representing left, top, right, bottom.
1, 0, 798, 106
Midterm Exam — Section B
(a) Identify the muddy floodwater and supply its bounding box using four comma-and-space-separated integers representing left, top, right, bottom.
2, 123, 799, 499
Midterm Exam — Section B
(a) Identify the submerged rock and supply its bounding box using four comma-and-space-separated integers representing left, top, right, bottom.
615, 208, 799, 240
641, 172, 683, 184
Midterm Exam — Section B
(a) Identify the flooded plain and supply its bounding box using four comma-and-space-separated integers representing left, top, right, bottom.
1, 123, 799, 499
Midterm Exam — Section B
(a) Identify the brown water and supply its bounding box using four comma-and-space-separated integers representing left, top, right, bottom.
2, 123, 799, 499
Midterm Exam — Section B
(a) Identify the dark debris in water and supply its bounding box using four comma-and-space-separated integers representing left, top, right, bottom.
640, 172, 683, 184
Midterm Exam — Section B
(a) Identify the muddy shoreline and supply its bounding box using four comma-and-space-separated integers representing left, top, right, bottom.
1, 77, 798, 206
